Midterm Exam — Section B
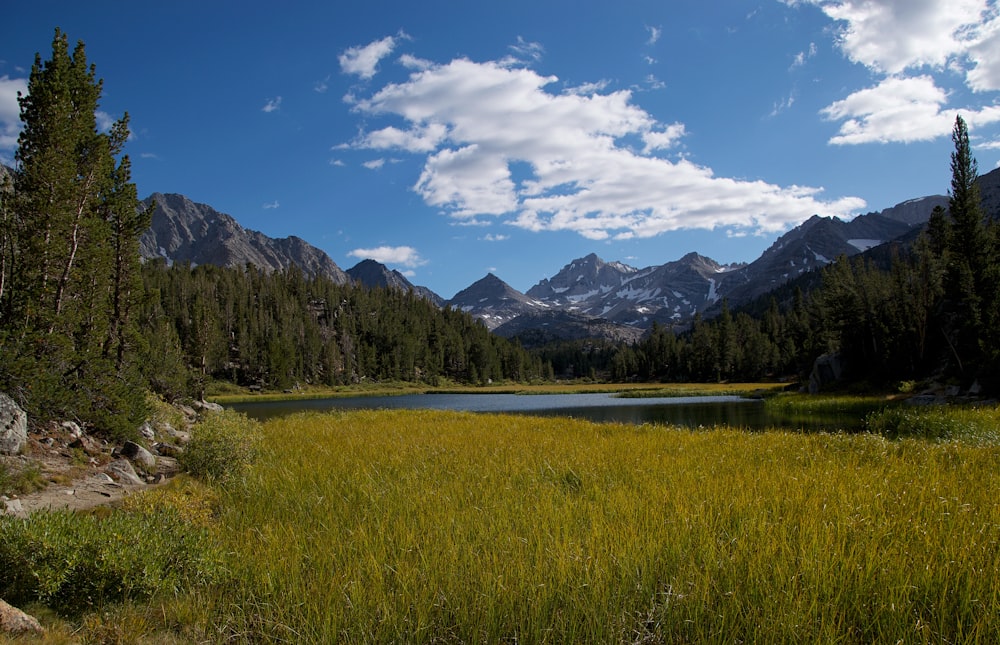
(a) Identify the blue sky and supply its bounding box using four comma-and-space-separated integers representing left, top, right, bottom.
5, 1, 1000, 298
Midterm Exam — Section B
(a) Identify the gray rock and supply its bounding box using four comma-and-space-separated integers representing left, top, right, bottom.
107, 458, 144, 486
121, 441, 157, 472
0, 392, 27, 456
0, 598, 44, 635
60, 420, 82, 439
139, 421, 156, 440
194, 399, 224, 413
808, 353, 846, 394
2, 496, 26, 519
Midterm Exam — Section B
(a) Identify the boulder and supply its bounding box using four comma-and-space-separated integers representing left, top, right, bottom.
69, 433, 103, 456
194, 399, 224, 413
121, 441, 157, 472
106, 458, 144, 486
139, 421, 156, 440
0, 393, 27, 456
808, 353, 846, 394
0, 598, 44, 635
60, 420, 83, 439
1, 496, 26, 519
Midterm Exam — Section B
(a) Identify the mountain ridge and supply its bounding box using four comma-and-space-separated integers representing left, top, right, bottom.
134, 167, 1000, 339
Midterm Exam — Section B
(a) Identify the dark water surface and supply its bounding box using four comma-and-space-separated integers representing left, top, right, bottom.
229, 392, 863, 432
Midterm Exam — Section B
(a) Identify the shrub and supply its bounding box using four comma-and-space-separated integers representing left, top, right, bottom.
0, 506, 223, 615
179, 409, 260, 483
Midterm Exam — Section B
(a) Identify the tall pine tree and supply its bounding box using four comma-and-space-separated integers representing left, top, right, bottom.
0, 29, 148, 438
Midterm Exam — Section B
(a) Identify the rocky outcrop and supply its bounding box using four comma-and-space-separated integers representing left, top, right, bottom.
0, 393, 27, 456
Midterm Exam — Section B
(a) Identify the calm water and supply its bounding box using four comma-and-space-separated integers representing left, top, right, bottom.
229, 392, 863, 432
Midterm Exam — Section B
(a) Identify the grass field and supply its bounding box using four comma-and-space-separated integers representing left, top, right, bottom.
205, 408, 1000, 643
3, 405, 999, 643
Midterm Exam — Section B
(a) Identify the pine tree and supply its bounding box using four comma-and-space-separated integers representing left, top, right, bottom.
0, 30, 147, 437
941, 115, 990, 377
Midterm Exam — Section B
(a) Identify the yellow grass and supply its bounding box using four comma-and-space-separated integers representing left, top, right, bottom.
204, 409, 1000, 643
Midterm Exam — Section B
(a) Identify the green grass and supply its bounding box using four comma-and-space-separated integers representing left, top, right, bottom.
866, 402, 1000, 444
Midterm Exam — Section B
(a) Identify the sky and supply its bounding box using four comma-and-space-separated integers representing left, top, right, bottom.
4, 1, 1000, 299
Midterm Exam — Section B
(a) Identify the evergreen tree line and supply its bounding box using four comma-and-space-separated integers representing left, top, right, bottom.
584, 116, 1000, 389
138, 261, 546, 400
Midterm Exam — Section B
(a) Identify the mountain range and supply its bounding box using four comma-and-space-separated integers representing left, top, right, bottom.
136, 169, 1000, 341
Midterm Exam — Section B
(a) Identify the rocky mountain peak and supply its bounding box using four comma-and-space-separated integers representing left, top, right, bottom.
140, 193, 349, 283
346, 259, 444, 305
448, 274, 546, 330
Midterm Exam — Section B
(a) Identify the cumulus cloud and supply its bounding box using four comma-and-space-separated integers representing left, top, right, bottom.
348, 245, 426, 267
792, 0, 1000, 144
345, 50, 863, 240
0, 75, 27, 152
806, 0, 986, 74
339, 35, 400, 79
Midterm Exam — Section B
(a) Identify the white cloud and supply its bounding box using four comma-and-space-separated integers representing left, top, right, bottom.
641, 123, 686, 152
348, 245, 426, 267
262, 96, 282, 113
358, 123, 448, 152
262, 200, 280, 209
646, 25, 662, 46
348, 56, 864, 240
790, 42, 817, 69
965, 12, 1000, 91
340, 35, 398, 79
314, 75, 330, 93
363, 158, 386, 170
481, 233, 509, 242
509, 37, 544, 63
566, 80, 611, 96
0, 75, 27, 152
804, 0, 987, 74
791, 0, 1000, 145
821, 75, 1000, 144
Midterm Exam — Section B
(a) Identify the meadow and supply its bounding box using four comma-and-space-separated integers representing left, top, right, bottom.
213, 408, 998, 643
2, 405, 999, 643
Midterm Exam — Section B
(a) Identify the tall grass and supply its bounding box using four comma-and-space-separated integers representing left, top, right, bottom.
208, 409, 1000, 643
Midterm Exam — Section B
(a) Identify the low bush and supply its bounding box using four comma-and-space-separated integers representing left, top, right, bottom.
0, 505, 223, 615
179, 409, 260, 484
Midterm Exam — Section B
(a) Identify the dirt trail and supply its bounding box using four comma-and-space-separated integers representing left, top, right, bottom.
9, 474, 149, 515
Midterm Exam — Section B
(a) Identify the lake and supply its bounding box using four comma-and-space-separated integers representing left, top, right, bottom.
228, 392, 864, 432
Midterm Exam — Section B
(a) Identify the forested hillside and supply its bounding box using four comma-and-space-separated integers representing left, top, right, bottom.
138, 262, 546, 400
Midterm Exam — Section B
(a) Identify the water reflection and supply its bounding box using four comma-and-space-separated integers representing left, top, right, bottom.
229, 392, 864, 432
